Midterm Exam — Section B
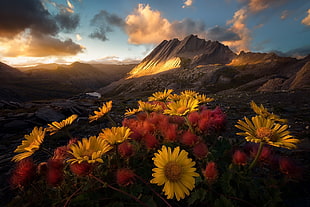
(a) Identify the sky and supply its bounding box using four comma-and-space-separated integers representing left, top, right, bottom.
0, 0, 310, 67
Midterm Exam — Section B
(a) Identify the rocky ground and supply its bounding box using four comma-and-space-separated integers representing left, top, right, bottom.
1, 89, 310, 206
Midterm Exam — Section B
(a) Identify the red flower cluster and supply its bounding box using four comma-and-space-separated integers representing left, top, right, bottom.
11, 158, 36, 188
188, 107, 226, 133
46, 159, 64, 186
204, 162, 218, 182
116, 168, 136, 186
70, 162, 93, 176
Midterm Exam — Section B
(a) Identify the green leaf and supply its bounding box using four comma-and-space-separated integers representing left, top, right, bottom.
187, 188, 207, 205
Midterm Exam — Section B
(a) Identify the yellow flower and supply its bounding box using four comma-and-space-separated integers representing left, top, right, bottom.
250, 101, 287, 123
235, 115, 299, 149
150, 145, 199, 201
67, 136, 112, 164
138, 100, 163, 113
148, 89, 174, 102
164, 97, 199, 116
98, 127, 132, 145
89, 101, 112, 123
180, 90, 199, 98
168, 94, 181, 101
12, 127, 46, 162
124, 108, 141, 117
47, 114, 78, 135
196, 94, 214, 104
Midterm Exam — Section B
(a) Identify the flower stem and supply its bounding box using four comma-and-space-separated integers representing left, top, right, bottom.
41, 147, 53, 156
90, 174, 148, 207
136, 175, 172, 207
248, 142, 264, 170
184, 116, 194, 133
107, 114, 117, 127
63, 186, 82, 207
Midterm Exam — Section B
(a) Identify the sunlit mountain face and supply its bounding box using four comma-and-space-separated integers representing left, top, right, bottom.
0, 0, 309, 67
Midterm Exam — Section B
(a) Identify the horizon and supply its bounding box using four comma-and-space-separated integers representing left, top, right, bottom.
1, 0, 310, 67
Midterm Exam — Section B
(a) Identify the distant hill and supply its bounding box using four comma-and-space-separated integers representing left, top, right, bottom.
99, 35, 310, 98
0, 62, 135, 101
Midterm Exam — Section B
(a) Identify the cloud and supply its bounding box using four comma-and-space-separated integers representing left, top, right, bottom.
224, 8, 251, 52
1, 31, 84, 57
281, 10, 289, 20
76, 34, 82, 41
206, 26, 240, 42
89, 10, 125, 41
0, 0, 83, 57
182, 0, 193, 8
125, 4, 205, 44
239, 0, 286, 13
272, 45, 310, 58
301, 9, 310, 26
55, 12, 80, 32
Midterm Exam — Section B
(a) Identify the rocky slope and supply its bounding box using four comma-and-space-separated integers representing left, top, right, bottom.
128, 34, 236, 78
99, 36, 310, 97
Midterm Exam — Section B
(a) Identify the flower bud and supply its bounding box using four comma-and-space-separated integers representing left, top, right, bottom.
204, 162, 218, 182
70, 162, 93, 176
193, 142, 208, 159
11, 158, 36, 188
116, 168, 136, 186
118, 141, 135, 158
232, 150, 247, 165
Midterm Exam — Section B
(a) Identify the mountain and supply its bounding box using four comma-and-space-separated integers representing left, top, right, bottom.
0, 62, 134, 101
128, 34, 236, 78
98, 35, 310, 98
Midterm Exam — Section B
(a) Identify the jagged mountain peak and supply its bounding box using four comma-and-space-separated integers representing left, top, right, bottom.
128, 34, 236, 78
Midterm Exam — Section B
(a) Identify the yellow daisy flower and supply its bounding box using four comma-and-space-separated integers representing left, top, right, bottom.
196, 94, 214, 104
124, 108, 141, 117
148, 89, 174, 102
138, 100, 163, 113
12, 127, 46, 162
168, 94, 181, 102
98, 126, 132, 145
89, 101, 112, 123
250, 101, 287, 123
180, 90, 199, 98
164, 97, 199, 116
150, 145, 199, 201
47, 114, 78, 135
235, 115, 299, 149
67, 136, 113, 164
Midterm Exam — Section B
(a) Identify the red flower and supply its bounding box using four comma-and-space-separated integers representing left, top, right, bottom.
193, 142, 208, 159
279, 157, 302, 178
180, 130, 198, 146
118, 141, 135, 158
232, 150, 247, 165
47, 159, 64, 186
70, 162, 93, 176
143, 133, 158, 149
116, 168, 136, 186
162, 124, 178, 142
11, 158, 36, 188
204, 162, 218, 182
188, 112, 200, 126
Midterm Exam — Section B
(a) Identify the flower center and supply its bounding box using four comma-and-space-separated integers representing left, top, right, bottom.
164, 161, 182, 182
176, 106, 187, 114
256, 127, 273, 140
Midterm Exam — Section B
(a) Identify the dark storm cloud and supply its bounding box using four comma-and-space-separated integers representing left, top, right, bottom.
0, 0, 58, 37
89, 10, 125, 41
0, 0, 83, 56
55, 12, 80, 32
207, 26, 240, 41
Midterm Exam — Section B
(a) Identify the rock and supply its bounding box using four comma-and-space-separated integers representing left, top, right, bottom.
35, 106, 65, 122
3, 120, 30, 130
290, 61, 310, 89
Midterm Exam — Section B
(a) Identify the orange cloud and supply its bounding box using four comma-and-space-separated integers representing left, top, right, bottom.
301, 9, 310, 26
224, 8, 251, 52
125, 4, 205, 44
0, 30, 84, 57
182, 0, 193, 8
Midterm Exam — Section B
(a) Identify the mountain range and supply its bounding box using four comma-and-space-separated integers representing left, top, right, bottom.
99, 35, 310, 97
1, 34, 310, 101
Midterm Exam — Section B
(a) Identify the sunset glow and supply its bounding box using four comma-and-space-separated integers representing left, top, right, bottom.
0, 0, 309, 67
